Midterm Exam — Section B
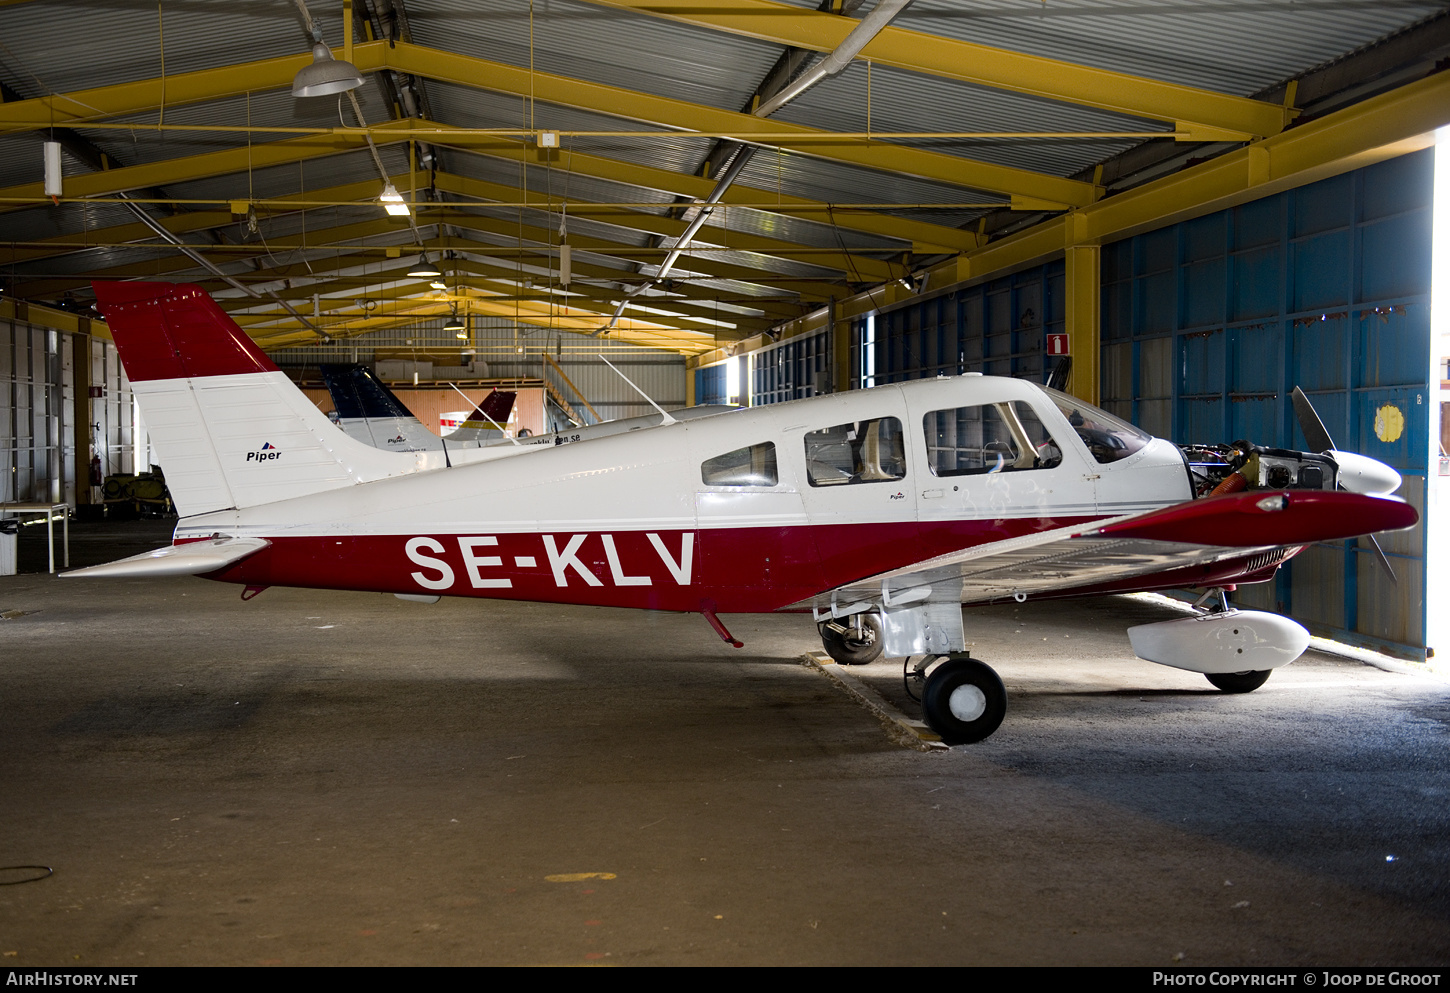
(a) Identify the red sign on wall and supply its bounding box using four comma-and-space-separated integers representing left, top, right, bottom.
1046, 333, 1070, 356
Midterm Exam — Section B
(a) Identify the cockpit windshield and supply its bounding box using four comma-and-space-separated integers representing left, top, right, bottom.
1038, 386, 1152, 465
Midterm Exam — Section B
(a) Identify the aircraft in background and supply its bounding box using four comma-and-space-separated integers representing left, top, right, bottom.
320, 363, 517, 452
67, 281, 1418, 744
319, 362, 738, 456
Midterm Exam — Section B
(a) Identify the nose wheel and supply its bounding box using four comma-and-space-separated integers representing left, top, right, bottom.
818, 612, 884, 665
920, 654, 1007, 745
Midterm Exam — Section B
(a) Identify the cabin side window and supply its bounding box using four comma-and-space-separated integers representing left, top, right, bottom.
701, 442, 779, 487
924, 401, 1063, 477
1038, 386, 1151, 465
804, 417, 907, 487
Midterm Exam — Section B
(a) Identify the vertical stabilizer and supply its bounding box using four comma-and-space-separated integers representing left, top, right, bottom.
320, 364, 443, 452
94, 281, 430, 516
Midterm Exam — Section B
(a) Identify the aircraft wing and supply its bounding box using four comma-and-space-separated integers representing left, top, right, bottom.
786, 489, 1417, 611
61, 537, 271, 579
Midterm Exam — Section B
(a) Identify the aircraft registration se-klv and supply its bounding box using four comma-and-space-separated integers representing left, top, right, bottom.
68, 281, 1418, 745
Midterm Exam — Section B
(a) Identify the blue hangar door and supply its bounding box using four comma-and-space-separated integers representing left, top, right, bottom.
1099, 150, 1434, 660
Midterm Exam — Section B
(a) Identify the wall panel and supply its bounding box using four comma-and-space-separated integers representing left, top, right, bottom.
1101, 149, 1434, 658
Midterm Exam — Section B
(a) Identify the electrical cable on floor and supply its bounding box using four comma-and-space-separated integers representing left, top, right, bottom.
0, 865, 53, 885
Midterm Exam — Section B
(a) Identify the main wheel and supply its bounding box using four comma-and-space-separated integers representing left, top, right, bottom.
1205, 669, 1271, 693
921, 657, 1007, 745
818, 613, 883, 665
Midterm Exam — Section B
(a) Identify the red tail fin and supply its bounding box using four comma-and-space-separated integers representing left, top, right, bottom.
477, 389, 517, 424
92, 281, 279, 382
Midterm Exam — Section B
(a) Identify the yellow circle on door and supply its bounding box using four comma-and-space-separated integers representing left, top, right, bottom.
1374, 404, 1404, 443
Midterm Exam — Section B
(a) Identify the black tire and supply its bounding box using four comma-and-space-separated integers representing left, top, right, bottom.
818, 613, 884, 665
1205, 669, 1272, 693
922, 657, 1007, 745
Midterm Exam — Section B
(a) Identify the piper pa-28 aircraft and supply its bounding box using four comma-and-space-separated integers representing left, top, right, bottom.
68, 281, 1418, 744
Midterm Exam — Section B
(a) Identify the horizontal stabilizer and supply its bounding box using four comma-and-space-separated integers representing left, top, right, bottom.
61, 537, 270, 579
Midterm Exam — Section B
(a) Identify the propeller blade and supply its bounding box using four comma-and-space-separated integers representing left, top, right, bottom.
1366, 533, 1398, 586
1046, 356, 1072, 392
1291, 386, 1336, 453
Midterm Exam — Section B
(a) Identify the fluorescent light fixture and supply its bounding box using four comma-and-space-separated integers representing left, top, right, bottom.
380, 182, 410, 216
408, 252, 441, 278
292, 42, 363, 98
43, 141, 62, 197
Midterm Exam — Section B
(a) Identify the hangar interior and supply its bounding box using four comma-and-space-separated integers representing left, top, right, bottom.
1, 0, 1447, 657
2, 0, 1450, 967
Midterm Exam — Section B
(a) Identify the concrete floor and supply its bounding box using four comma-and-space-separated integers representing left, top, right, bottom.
2, 520, 1448, 966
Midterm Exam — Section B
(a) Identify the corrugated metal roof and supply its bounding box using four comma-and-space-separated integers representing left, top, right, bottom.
425, 80, 719, 177
769, 60, 1169, 179
896, 0, 1443, 95
0, 0, 315, 95
734, 147, 1004, 227
409, 0, 786, 114
0, 0, 1444, 354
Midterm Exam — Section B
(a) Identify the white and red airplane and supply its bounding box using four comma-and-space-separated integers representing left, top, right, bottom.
68, 281, 1418, 744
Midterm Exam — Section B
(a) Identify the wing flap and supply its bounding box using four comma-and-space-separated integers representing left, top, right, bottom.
61, 537, 271, 579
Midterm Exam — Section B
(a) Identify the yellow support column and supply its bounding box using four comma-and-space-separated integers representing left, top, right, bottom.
1064, 245, 1100, 405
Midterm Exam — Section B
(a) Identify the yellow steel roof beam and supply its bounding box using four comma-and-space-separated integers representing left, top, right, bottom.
219, 262, 777, 335
0, 121, 419, 215
0, 61, 984, 253
431, 172, 900, 282
431, 139, 982, 255
228, 270, 769, 338
441, 215, 844, 304
384, 42, 1096, 206
0, 173, 405, 266
0, 40, 1093, 205
575, 0, 1284, 139
25, 211, 795, 340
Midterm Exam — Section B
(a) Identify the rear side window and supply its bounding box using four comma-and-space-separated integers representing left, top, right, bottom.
804, 417, 906, 487
701, 442, 778, 487
924, 401, 1063, 476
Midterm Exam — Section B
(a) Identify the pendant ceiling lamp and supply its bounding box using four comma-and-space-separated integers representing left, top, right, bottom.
292, 42, 363, 98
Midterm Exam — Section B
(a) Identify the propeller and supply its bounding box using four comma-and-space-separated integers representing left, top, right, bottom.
1046, 356, 1072, 393
1290, 387, 1402, 584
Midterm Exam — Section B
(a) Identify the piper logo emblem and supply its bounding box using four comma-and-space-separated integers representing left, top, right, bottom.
246, 442, 281, 463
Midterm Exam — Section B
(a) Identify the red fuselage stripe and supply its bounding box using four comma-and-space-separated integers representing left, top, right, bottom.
199, 515, 1287, 613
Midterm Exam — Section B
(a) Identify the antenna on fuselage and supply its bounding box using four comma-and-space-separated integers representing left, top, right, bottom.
599, 355, 677, 426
